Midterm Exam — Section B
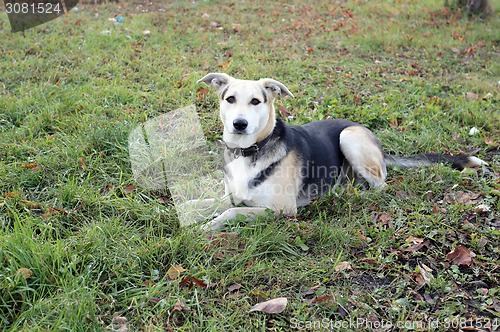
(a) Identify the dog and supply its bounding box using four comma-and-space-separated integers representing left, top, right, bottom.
196, 73, 486, 230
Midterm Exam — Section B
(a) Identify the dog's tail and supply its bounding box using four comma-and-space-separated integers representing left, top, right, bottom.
384, 153, 487, 170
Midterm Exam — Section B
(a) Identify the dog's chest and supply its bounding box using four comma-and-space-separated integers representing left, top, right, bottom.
224, 157, 276, 206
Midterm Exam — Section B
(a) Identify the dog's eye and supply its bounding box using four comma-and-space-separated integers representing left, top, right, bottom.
250, 98, 261, 106
226, 96, 236, 104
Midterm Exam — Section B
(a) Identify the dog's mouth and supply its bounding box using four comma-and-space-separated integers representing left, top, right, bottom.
227, 126, 251, 135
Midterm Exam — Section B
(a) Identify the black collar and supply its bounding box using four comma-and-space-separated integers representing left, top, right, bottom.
225, 129, 275, 160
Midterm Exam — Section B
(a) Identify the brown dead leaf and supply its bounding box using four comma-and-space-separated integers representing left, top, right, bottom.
378, 213, 393, 228
180, 276, 207, 289
79, 158, 86, 170
404, 236, 430, 252
218, 60, 232, 70
446, 245, 476, 266
16, 267, 33, 279
197, 87, 210, 101
484, 136, 498, 146
144, 280, 155, 287
22, 162, 37, 169
172, 299, 191, 313
227, 283, 242, 292
111, 314, 129, 332
21, 200, 41, 209
100, 184, 114, 195
389, 118, 399, 128
334, 261, 352, 272
123, 185, 136, 195
204, 232, 239, 249
312, 295, 333, 304
42, 207, 69, 219
3, 191, 21, 199
149, 297, 161, 304
445, 191, 481, 205
466, 92, 479, 100
167, 264, 186, 280
248, 297, 287, 314
278, 104, 290, 118
415, 264, 434, 287
232, 23, 242, 33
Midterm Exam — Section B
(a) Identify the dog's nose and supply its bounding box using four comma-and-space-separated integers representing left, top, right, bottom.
233, 118, 248, 131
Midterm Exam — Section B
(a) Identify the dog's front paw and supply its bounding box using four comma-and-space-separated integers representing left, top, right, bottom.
200, 215, 226, 231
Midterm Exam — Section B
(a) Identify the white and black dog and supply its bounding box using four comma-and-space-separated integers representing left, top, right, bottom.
196, 73, 486, 230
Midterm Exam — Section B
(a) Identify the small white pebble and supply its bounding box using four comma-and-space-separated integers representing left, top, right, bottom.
469, 127, 480, 136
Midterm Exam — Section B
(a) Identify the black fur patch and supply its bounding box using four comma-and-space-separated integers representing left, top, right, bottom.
249, 160, 281, 188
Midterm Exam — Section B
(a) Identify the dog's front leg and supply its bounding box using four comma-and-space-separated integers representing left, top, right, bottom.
201, 207, 271, 231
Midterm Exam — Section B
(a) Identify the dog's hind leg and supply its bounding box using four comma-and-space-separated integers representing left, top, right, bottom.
339, 126, 387, 189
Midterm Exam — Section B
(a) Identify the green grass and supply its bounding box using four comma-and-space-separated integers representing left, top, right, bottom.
1, 0, 499, 331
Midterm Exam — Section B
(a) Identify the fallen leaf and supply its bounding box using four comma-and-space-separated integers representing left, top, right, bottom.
475, 204, 490, 213
278, 104, 290, 118
150, 297, 161, 304
100, 184, 114, 195
22, 162, 37, 169
377, 213, 393, 228
16, 267, 33, 279
466, 92, 479, 100
218, 60, 232, 70
123, 185, 136, 195
415, 264, 434, 286
3, 191, 21, 199
79, 157, 86, 170
444, 191, 481, 205
42, 207, 69, 219
312, 295, 333, 304
484, 136, 497, 146
446, 245, 476, 266
197, 87, 210, 101
334, 261, 352, 272
248, 297, 287, 314
167, 264, 186, 280
451, 47, 460, 53
144, 280, 155, 287
204, 232, 238, 249
404, 236, 430, 252
353, 95, 362, 106
421, 294, 434, 307
180, 276, 207, 289
21, 200, 41, 209
232, 23, 242, 32
172, 299, 191, 313
111, 314, 129, 332
227, 283, 242, 292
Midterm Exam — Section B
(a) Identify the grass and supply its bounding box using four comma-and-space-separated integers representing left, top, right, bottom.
0, 0, 499, 330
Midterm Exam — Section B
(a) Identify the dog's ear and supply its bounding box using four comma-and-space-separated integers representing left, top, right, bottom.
261, 78, 294, 99
197, 73, 233, 95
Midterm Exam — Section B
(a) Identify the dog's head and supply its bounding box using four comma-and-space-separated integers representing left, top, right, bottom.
198, 73, 294, 148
